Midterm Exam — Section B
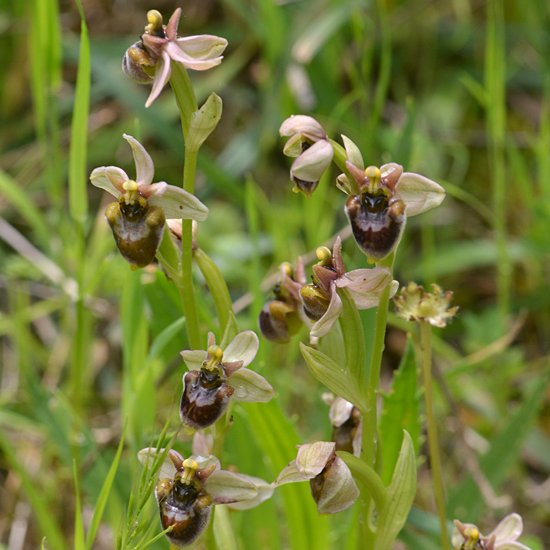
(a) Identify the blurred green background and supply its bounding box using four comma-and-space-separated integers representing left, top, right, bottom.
0, 0, 549, 548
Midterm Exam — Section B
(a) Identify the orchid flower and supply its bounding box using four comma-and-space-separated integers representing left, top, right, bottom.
90, 134, 208, 267
259, 259, 307, 343
340, 137, 445, 260
180, 331, 274, 429
452, 514, 532, 550
300, 237, 398, 338
138, 447, 273, 546
123, 9, 227, 108
275, 441, 359, 514
322, 393, 362, 456
279, 115, 334, 196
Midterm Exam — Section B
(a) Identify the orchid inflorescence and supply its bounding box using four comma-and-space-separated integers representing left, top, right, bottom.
87, 6, 533, 548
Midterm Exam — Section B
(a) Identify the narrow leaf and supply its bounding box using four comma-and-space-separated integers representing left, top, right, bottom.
300, 343, 364, 409
375, 431, 417, 550
69, 0, 90, 222
85, 429, 126, 549
379, 337, 421, 484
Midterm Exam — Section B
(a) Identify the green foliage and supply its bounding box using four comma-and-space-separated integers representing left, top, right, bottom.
1, 0, 549, 548
379, 338, 421, 485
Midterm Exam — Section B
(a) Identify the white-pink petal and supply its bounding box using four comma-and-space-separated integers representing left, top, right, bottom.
396, 172, 445, 217
336, 268, 396, 308
175, 34, 228, 59
227, 368, 274, 403
223, 331, 259, 368
166, 41, 224, 71
490, 513, 523, 542
148, 183, 209, 221
310, 286, 342, 338
291, 139, 333, 183
123, 134, 154, 186
90, 166, 128, 198
145, 51, 172, 108
295, 441, 335, 477
181, 349, 207, 371
279, 115, 326, 141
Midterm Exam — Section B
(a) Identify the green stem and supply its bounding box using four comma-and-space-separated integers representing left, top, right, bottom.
361, 252, 395, 468
420, 322, 450, 550
180, 149, 201, 349
169, 63, 202, 349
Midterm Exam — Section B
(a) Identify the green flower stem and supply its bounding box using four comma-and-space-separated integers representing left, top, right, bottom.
420, 321, 450, 550
170, 63, 197, 138
361, 251, 395, 468
170, 63, 202, 349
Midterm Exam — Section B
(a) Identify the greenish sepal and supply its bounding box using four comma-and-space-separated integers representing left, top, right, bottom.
374, 431, 417, 550
299, 342, 366, 410
187, 93, 223, 152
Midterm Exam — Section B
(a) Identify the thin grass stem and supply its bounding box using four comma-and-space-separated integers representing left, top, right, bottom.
420, 321, 450, 550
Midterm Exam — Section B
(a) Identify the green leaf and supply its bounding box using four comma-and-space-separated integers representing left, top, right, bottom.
73, 461, 86, 550
147, 317, 186, 362
375, 431, 417, 550
0, 170, 49, 239
379, 338, 421, 484
338, 288, 367, 390
195, 247, 234, 336
187, 92, 223, 152
241, 401, 330, 550
69, 0, 90, 223
85, 429, 126, 549
300, 343, 365, 409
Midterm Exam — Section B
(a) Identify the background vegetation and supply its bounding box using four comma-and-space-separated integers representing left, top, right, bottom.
0, 0, 549, 548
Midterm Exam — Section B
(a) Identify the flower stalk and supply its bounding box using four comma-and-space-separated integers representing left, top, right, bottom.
171, 62, 201, 348
420, 321, 450, 550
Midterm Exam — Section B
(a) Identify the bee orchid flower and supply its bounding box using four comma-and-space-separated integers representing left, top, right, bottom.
90, 134, 208, 267
123, 8, 228, 107
275, 441, 359, 514
452, 513, 532, 550
138, 448, 273, 547
180, 331, 274, 429
300, 237, 398, 338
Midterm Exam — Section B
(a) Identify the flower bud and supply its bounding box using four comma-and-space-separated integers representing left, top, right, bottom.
105, 198, 165, 268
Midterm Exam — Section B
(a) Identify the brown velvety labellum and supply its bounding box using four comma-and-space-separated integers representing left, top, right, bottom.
106, 201, 165, 267
158, 479, 212, 546
180, 370, 234, 429
345, 194, 405, 260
